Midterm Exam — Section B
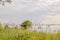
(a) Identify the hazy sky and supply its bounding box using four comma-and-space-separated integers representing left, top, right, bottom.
0, 0, 60, 24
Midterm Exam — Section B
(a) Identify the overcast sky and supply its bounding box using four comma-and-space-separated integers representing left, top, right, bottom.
0, 0, 60, 24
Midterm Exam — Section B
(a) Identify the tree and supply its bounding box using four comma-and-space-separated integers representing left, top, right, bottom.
21, 20, 32, 29
4, 24, 9, 29
0, 0, 12, 5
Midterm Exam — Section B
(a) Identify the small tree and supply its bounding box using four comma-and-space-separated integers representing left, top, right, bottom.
4, 24, 9, 29
21, 20, 32, 29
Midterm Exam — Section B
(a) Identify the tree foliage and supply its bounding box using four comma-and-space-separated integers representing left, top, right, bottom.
4, 24, 9, 29
0, 0, 12, 5
21, 20, 32, 29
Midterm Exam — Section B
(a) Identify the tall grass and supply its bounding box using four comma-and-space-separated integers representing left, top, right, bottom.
0, 23, 60, 40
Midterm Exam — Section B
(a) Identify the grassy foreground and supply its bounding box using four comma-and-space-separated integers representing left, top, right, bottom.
0, 28, 60, 40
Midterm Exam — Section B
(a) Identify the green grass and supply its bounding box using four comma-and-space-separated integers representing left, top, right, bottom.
0, 28, 60, 40
0, 21, 60, 40
0, 28, 43, 40
0, 23, 60, 40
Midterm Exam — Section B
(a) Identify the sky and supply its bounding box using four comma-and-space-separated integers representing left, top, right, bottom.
0, 0, 60, 24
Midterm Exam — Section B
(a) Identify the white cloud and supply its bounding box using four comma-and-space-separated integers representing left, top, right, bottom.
41, 14, 60, 24
0, 0, 60, 23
